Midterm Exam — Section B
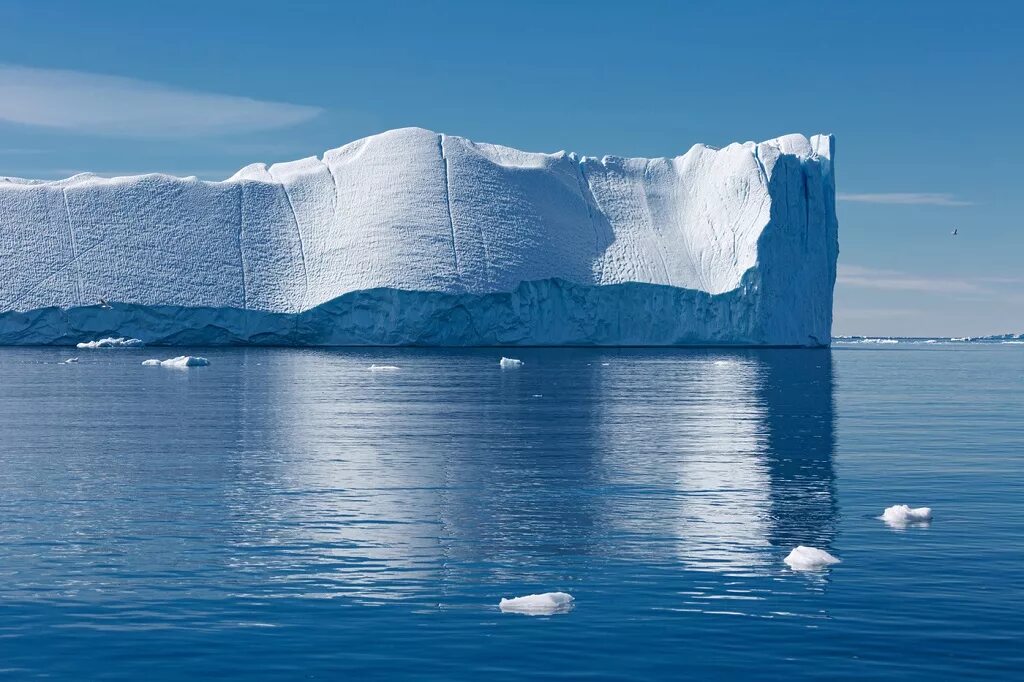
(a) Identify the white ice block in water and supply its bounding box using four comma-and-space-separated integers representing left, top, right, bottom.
63, 357, 79, 363
369, 364, 399, 371
784, 546, 840, 570
142, 356, 209, 368
500, 357, 524, 368
881, 504, 932, 526
76, 337, 144, 349
499, 592, 574, 615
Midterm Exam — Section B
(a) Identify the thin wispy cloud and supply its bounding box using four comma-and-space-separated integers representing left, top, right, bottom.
838, 265, 989, 295
837, 192, 972, 206
0, 65, 322, 137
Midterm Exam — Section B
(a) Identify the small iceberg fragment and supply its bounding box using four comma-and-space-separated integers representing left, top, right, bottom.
499, 357, 524, 368
369, 364, 399, 371
142, 356, 210, 368
880, 504, 932, 527
76, 337, 144, 349
63, 357, 79, 364
499, 592, 574, 616
784, 546, 840, 571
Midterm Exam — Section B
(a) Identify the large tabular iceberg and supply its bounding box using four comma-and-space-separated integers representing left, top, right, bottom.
0, 127, 838, 346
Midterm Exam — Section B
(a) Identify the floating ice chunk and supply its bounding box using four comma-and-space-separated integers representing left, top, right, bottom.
499, 357, 524, 368
499, 592, 574, 615
143, 356, 210, 368
162, 356, 209, 368
63, 357, 79, 363
369, 364, 399, 371
76, 337, 144, 349
784, 546, 840, 570
880, 504, 932, 527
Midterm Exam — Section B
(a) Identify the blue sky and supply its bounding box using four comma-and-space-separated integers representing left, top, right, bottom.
1, 0, 1020, 335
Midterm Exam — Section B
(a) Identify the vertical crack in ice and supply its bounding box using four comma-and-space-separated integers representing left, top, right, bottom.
61, 187, 83, 305
320, 155, 339, 216
574, 156, 605, 286
437, 134, 462, 288
236, 183, 248, 310
639, 160, 675, 287
274, 175, 310, 312
752, 144, 769, 187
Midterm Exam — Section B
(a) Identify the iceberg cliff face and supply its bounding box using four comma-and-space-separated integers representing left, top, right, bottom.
0, 128, 837, 346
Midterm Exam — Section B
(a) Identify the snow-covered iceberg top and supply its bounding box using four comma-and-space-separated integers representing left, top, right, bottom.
0, 127, 838, 347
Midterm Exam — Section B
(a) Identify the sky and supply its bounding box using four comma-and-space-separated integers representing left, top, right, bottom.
0, 0, 1020, 336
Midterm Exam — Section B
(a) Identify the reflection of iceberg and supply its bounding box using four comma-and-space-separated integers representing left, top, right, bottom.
188, 347, 835, 602
7, 347, 837, 609
596, 349, 836, 574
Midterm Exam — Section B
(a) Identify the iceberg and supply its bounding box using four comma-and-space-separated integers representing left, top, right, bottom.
499, 357, 524, 368
75, 337, 144, 349
142, 355, 210, 368
784, 546, 840, 570
0, 128, 838, 347
498, 592, 574, 615
880, 504, 932, 527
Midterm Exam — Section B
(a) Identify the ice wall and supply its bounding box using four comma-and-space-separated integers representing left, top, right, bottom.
0, 128, 838, 346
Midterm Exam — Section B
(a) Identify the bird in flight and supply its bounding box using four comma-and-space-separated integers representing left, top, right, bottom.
99, 298, 112, 309
951, 228, 958, 236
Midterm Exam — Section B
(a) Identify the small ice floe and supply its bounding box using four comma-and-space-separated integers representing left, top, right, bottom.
142, 356, 210, 368
369, 364, 399, 371
63, 357, 79, 364
499, 357, 524, 368
784, 546, 840, 571
880, 504, 932, 527
76, 337, 144, 349
499, 592, 574, 616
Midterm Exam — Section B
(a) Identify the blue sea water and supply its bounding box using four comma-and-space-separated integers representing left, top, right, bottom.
0, 344, 1021, 680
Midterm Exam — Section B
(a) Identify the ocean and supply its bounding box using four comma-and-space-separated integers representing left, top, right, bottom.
0, 344, 1020, 679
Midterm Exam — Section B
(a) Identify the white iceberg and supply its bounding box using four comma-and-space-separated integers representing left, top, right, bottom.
76, 337, 144, 349
784, 546, 840, 570
880, 504, 932, 527
63, 357, 79, 363
498, 592, 574, 615
499, 357, 524, 368
369, 364, 399, 371
142, 356, 210, 368
0, 127, 837, 347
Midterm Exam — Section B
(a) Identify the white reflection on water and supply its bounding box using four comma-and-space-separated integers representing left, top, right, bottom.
231, 349, 835, 598
0, 347, 836, 610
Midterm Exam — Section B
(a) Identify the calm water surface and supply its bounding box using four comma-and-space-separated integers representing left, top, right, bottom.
0, 345, 1021, 679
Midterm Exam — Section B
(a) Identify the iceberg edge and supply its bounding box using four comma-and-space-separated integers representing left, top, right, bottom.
0, 278, 830, 347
